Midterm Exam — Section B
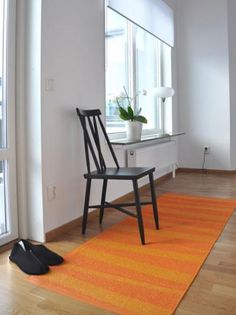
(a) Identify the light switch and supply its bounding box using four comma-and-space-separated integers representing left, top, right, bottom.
47, 185, 56, 201
45, 78, 54, 91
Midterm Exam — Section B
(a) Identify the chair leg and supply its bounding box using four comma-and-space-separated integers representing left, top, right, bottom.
99, 179, 108, 224
82, 178, 92, 234
133, 179, 145, 245
149, 172, 159, 230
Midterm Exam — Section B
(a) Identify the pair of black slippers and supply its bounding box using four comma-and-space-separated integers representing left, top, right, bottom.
9, 239, 64, 275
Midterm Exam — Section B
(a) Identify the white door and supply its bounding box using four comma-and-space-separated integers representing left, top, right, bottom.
0, 0, 18, 246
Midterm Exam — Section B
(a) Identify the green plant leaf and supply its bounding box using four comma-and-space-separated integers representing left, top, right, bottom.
134, 115, 148, 124
127, 106, 134, 119
120, 113, 131, 120
118, 106, 130, 120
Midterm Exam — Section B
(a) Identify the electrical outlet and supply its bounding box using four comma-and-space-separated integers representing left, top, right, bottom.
204, 146, 210, 154
47, 185, 56, 201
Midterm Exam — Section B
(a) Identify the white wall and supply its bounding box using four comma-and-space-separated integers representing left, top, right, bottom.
40, 0, 105, 233
176, 0, 231, 170
24, 0, 45, 242
15, 0, 236, 244
21, 0, 236, 240
15, 0, 178, 240
228, 0, 236, 169
39, 0, 178, 234
16, 0, 27, 239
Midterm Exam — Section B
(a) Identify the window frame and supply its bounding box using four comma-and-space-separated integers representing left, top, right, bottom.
0, 0, 18, 245
105, 8, 172, 138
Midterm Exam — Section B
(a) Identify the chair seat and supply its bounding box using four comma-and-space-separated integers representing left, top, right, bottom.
84, 167, 155, 180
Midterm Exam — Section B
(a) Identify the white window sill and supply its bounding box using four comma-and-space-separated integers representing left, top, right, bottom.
110, 132, 185, 147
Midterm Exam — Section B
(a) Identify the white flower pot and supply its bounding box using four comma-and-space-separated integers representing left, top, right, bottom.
126, 121, 143, 141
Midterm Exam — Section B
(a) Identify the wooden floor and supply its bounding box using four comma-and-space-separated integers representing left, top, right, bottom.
1, 172, 236, 315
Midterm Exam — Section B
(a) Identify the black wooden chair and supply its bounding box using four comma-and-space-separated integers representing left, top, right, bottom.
76, 108, 159, 245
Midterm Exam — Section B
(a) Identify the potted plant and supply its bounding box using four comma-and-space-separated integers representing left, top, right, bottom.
116, 86, 148, 141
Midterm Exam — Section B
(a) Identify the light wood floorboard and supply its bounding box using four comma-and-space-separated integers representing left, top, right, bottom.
1, 172, 236, 314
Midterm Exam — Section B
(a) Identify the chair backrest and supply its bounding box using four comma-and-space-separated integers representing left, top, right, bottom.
76, 108, 120, 173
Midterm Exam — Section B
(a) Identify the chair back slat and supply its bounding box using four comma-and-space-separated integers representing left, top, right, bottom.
76, 108, 120, 172
83, 121, 91, 173
97, 115, 120, 169
77, 109, 101, 172
92, 116, 106, 170
87, 116, 106, 171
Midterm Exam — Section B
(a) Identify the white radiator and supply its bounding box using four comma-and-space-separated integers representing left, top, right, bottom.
126, 140, 177, 178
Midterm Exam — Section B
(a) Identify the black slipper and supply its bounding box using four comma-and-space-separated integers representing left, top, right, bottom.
9, 242, 49, 275
19, 239, 64, 266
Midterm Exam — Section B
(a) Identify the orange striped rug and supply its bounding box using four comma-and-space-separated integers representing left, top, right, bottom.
28, 193, 236, 315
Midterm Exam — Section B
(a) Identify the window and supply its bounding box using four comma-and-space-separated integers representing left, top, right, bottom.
0, 0, 18, 245
105, 7, 172, 136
